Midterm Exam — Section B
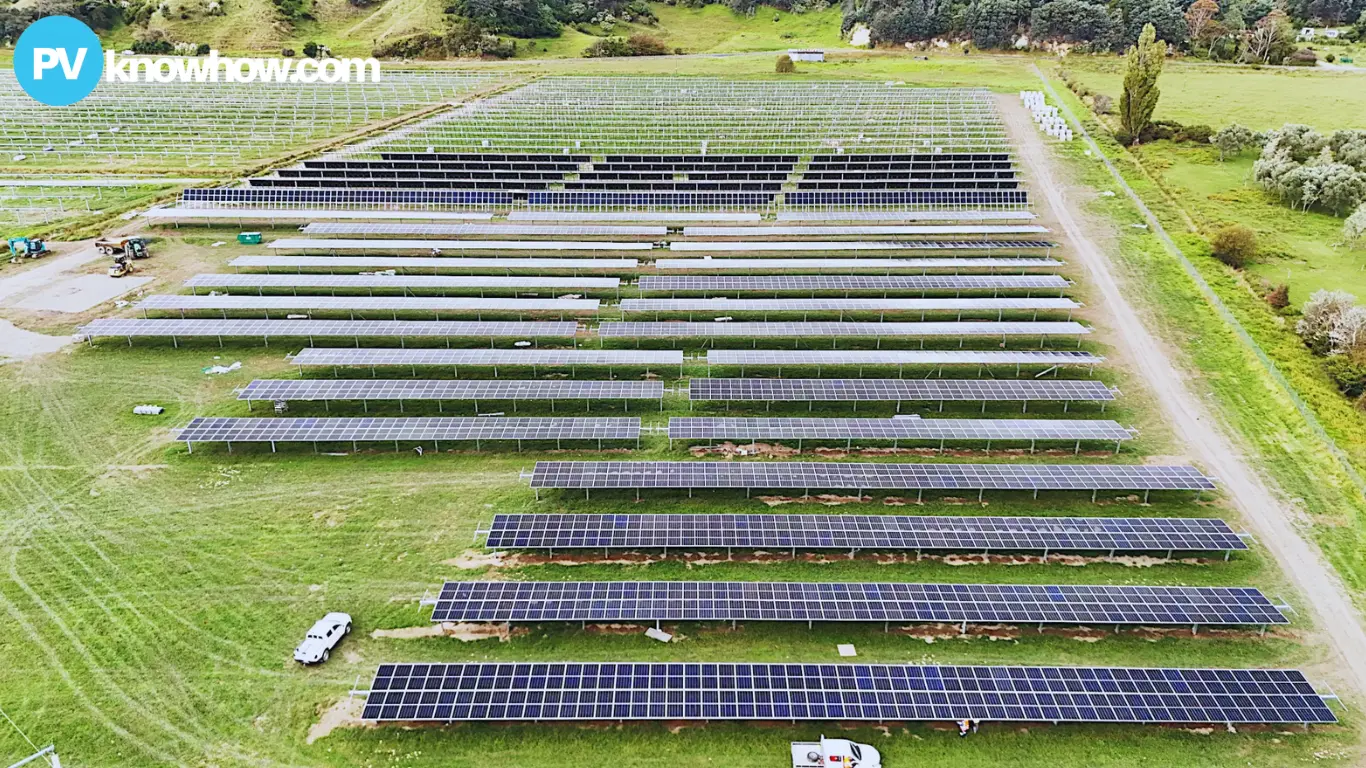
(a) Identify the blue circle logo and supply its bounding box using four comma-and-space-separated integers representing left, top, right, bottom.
14, 16, 104, 106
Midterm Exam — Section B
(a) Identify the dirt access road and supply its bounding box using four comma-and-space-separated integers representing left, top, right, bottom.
998, 94, 1366, 702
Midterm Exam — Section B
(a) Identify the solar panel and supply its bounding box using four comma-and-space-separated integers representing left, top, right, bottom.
669, 240, 1055, 252
239, 379, 665, 403
619, 298, 1078, 313
600, 322, 1089, 338
484, 513, 1248, 553
78, 319, 578, 340
137, 295, 601, 313
230, 256, 640, 272
269, 238, 654, 252
360, 662, 1336, 723
177, 416, 640, 445
528, 462, 1216, 491
689, 379, 1116, 403
705, 350, 1103, 367
777, 211, 1035, 222
655, 259, 1061, 272
185, 274, 622, 293
290, 347, 683, 368
667, 418, 1132, 443
143, 207, 495, 221
509, 211, 761, 222
431, 581, 1285, 626
303, 223, 667, 237
682, 225, 1051, 236
636, 275, 1069, 293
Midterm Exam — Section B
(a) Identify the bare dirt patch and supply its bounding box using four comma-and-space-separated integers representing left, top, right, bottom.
371, 622, 527, 642
758, 494, 872, 507
307, 696, 371, 744
443, 550, 512, 569
0, 319, 71, 363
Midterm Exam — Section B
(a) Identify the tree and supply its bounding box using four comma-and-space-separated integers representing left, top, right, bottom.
1119, 23, 1165, 144
1210, 223, 1257, 267
1184, 0, 1218, 53
1298, 289, 1358, 355
1242, 9, 1292, 64
1211, 123, 1257, 160
1118, 0, 1186, 46
1329, 129, 1366, 172
967, 0, 1024, 48
775, 53, 796, 72
1345, 203, 1366, 247
1029, 0, 1114, 42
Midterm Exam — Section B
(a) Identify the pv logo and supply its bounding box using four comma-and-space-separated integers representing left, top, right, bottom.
13, 16, 104, 106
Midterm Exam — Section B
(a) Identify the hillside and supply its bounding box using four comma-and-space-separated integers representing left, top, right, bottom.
98, 0, 846, 57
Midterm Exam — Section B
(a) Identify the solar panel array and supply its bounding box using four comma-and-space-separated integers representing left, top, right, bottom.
654, 258, 1062, 272
303, 223, 667, 237
667, 418, 1133, 442
361, 662, 1336, 724
229, 256, 640, 271
269, 237, 654, 252
138, 295, 602, 313
431, 581, 1285, 626
619, 298, 1078, 313
485, 513, 1248, 553
290, 347, 683, 367
669, 240, 1056, 252
688, 378, 1117, 403
682, 225, 1050, 236
600, 321, 1089, 338
528, 462, 1216, 491
705, 350, 1104, 367
178, 417, 641, 444
239, 379, 665, 402
636, 275, 1070, 293
186, 274, 622, 292
79, 318, 578, 340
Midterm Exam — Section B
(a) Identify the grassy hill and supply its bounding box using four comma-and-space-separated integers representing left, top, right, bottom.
98, 0, 845, 58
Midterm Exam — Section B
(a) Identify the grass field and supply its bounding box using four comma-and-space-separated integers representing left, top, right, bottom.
1059, 58, 1366, 132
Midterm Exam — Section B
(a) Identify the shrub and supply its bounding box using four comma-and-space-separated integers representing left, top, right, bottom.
775, 53, 795, 72
302, 41, 319, 57
1209, 224, 1257, 268
1212, 123, 1258, 161
1298, 289, 1358, 355
583, 36, 632, 57
1346, 203, 1366, 246
1267, 283, 1290, 310
282, 47, 296, 56
1327, 53, 1337, 62
1283, 48, 1318, 66
196, 42, 211, 54
626, 33, 669, 55
1093, 94, 1112, 115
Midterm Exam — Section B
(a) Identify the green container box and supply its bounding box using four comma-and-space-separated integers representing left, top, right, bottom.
237, 232, 263, 245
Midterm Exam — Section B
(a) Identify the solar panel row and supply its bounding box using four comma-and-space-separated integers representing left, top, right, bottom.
239, 379, 665, 402
290, 347, 683, 367
269, 238, 654, 252
599, 321, 1090, 338
528, 462, 1216, 491
230, 256, 639, 272
635, 275, 1070, 293
654, 259, 1062, 273
79, 318, 579, 340
687, 378, 1117, 403
483, 513, 1248, 553
186, 274, 622, 292
139, 295, 601, 313
666, 417, 1133, 442
619, 298, 1079, 313
431, 581, 1285, 626
178, 417, 641, 444
361, 662, 1336, 724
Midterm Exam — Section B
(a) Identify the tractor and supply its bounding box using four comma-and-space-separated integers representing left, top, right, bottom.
95, 236, 150, 259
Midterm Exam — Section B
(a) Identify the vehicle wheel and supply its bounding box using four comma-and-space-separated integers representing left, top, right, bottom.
344, 623, 351, 635
322, 649, 330, 662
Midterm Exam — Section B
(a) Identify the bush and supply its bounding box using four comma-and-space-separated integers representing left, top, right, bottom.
195, 42, 211, 54
1210, 224, 1258, 268
626, 33, 669, 55
1327, 53, 1337, 62
1283, 48, 1318, 66
1093, 93, 1112, 115
1143, 120, 1214, 145
1325, 354, 1366, 398
583, 36, 632, 57
282, 47, 296, 56
302, 41, 319, 57
775, 53, 795, 72
131, 37, 175, 54
1267, 283, 1290, 310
